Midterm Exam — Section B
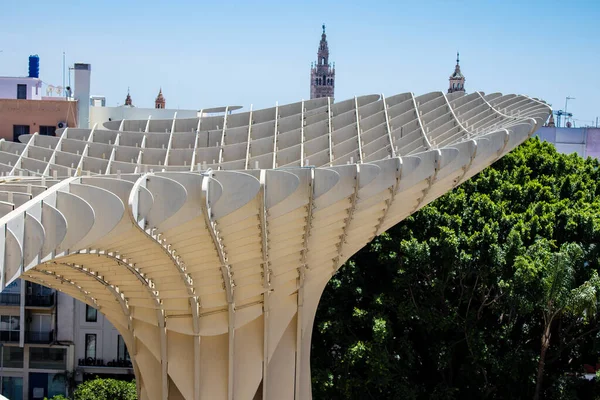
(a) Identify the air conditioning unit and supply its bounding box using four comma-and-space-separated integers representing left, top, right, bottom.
57, 121, 67, 129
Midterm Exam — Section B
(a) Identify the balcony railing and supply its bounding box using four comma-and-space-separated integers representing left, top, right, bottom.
78, 358, 133, 368
25, 330, 54, 344
25, 294, 55, 307
0, 331, 20, 343
0, 293, 20, 306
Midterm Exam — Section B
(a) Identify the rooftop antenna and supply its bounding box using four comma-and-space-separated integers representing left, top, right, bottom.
62, 52, 66, 99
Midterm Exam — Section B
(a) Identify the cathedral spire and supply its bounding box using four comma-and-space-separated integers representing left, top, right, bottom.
155, 88, 166, 109
124, 87, 133, 106
310, 24, 335, 100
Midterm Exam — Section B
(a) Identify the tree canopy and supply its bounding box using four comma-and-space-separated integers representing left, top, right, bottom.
312, 138, 600, 399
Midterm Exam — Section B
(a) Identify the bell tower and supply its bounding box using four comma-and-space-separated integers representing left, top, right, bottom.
155, 88, 166, 109
448, 52, 466, 94
124, 87, 133, 106
310, 24, 335, 100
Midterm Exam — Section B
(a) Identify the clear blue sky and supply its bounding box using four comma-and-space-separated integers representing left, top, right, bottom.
1, 0, 599, 125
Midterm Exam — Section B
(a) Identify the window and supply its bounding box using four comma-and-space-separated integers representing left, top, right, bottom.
2, 346, 24, 368
85, 305, 97, 322
2, 376, 23, 400
0, 315, 20, 342
85, 334, 97, 359
46, 373, 66, 398
117, 335, 130, 361
0, 281, 20, 305
39, 126, 56, 136
29, 314, 52, 342
13, 125, 30, 142
28, 282, 53, 296
29, 347, 66, 369
17, 84, 26, 100
323, 75, 326, 85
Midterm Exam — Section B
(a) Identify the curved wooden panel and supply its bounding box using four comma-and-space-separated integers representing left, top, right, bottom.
55, 191, 94, 253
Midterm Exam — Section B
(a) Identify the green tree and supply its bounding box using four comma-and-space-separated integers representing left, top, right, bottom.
312, 138, 600, 399
46, 378, 136, 400
73, 378, 136, 400
513, 242, 600, 400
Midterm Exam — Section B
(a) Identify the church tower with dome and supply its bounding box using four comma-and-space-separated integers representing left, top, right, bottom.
448, 52, 466, 94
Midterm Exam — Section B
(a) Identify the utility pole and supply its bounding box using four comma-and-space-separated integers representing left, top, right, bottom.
63, 52, 66, 99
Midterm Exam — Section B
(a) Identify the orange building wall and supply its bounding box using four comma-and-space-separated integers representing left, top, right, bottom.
0, 99, 78, 142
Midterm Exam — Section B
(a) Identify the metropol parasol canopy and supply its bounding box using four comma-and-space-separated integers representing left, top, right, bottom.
0, 91, 550, 400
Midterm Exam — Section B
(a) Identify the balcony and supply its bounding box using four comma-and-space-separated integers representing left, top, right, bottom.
0, 293, 20, 306
25, 330, 54, 344
0, 331, 20, 343
78, 358, 133, 370
25, 293, 55, 308
29, 347, 67, 370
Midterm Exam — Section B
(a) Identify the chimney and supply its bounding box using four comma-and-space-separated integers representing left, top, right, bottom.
74, 63, 91, 128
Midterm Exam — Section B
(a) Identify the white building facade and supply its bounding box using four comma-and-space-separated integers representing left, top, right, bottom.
0, 77, 43, 101
72, 301, 133, 381
535, 126, 600, 159
0, 281, 133, 400
0, 280, 75, 400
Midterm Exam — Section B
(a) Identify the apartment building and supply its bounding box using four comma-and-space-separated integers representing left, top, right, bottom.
72, 301, 133, 382
0, 279, 133, 400
0, 280, 74, 400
